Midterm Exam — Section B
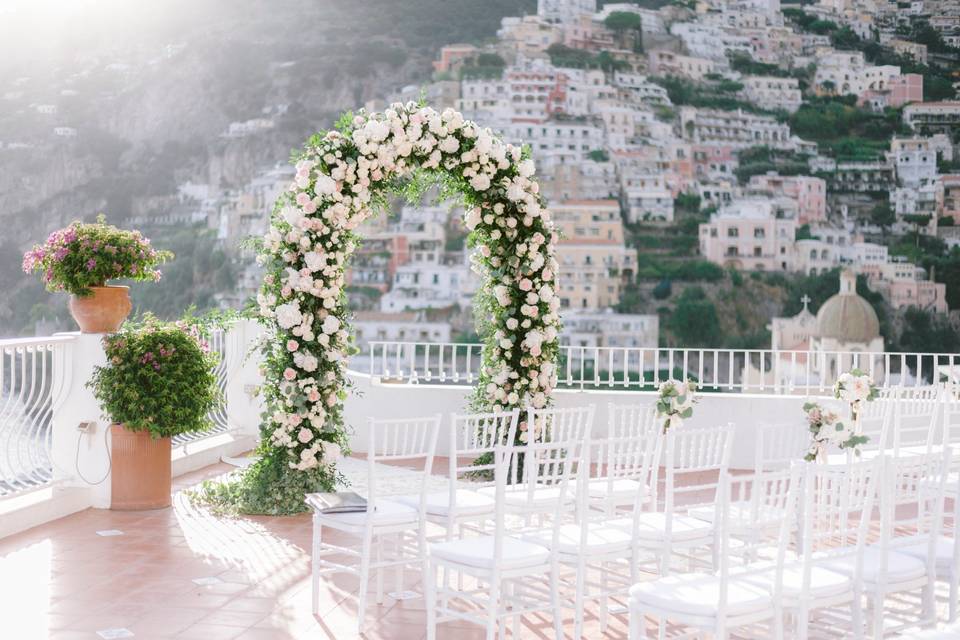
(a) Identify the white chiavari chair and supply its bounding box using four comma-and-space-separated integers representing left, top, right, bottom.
523, 414, 666, 638
822, 452, 948, 638
574, 402, 659, 515
895, 386, 945, 457
475, 404, 594, 514
767, 458, 881, 640
424, 427, 589, 640
395, 409, 519, 535
628, 467, 802, 640
609, 423, 735, 576
307, 414, 441, 632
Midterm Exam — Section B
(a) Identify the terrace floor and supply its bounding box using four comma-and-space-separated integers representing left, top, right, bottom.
0, 458, 950, 640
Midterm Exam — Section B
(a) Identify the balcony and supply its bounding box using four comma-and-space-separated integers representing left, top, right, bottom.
2, 330, 959, 639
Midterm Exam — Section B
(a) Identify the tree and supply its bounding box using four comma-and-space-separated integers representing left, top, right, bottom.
603, 11, 643, 51
652, 278, 672, 300
870, 203, 896, 231
667, 287, 722, 346
897, 308, 960, 382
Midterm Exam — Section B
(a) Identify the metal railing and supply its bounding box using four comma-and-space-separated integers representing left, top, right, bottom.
171, 325, 246, 447
0, 336, 74, 497
363, 341, 960, 395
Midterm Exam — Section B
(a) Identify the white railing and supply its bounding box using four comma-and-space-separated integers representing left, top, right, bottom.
362, 341, 960, 395
171, 325, 247, 447
0, 336, 74, 496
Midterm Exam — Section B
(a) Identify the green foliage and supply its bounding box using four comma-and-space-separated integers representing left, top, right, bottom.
22, 215, 173, 297
788, 101, 909, 159
870, 203, 896, 229
727, 52, 793, 78
460, 53, 506, 79
667, 286, 722, 346
87, 315, 220, 438
916, 247, 960, 309
652, 278, 672, 299
604, 11, 642, 31
796, 224, 813, 240
588, 149, 610, 162
650, 76, 773, 115
674, 192, 701, 213
547, 44, 628, 71
734, 146, 811, 184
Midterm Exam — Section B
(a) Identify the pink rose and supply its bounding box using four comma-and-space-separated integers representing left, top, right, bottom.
287, 340, 299, 352
283, 368, 297, 381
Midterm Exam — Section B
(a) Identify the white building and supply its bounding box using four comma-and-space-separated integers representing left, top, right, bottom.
890, 137, 939, 189
538, 0, 596, 24
352, 311, 452, 351
560, 310, 659, 349
624, 186, 675, 222
740, 76, 803, 113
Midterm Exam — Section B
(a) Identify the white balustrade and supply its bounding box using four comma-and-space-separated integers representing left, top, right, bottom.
0, 336, 74, 496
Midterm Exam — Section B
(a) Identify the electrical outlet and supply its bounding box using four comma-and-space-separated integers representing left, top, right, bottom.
77, 421, 96, 434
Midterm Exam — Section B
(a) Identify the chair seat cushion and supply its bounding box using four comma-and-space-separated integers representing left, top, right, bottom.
608, 512, 714, 542
629, 573, 772, 617
429, 535, 550, 570
740, 563, 853, 600
885, 536, 957, 571
476, 484, 568, 506
393, 489, 495, 517
819, 547, 927, 584
523, 523, 633, 555
687, 501, 788, 525
573, 477, 646, 499
314, 499, 417, 527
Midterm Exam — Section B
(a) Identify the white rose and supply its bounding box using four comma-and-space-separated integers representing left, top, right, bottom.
303, 251, 324, 272
469, 174, 491, 191
518, 159, 535, 177
275, 303, 303, 329
314, 174, 337, 196
322, 315, 341, 335
298, 428, 314, 444
465, 207, 482, 230
323, 442, 342, 463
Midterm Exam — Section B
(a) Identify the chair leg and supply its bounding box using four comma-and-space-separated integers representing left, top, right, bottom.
852, 591, 865, 640
486, 576, 501, 640
575, 558, 586, 639
922, 577, 936, 626
550, 563, 564, 640
357, 529, 374, 633
871, 593, 885, 639
628, 601, 648, 640
375, 536, 384, 605
394, 532, 404, 596
796, 604, 809, 640
772, 603, 784, 640
425, 560, 438, 640
600, 559, 609, 633
311, 517, 321, 616
951, 571, 959, 623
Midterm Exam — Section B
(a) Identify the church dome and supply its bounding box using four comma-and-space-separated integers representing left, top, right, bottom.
815, 269, 880, 343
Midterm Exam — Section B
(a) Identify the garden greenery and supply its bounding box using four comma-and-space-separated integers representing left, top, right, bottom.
213, 103, 561, 514
87, 316, 220, 438
22, 215, 173, 296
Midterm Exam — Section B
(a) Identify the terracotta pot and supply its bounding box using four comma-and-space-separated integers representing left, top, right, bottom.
68, 285, 132, 333
110, 424, 171, 510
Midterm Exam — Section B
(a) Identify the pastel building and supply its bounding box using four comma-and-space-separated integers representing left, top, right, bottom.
698, 198, 798, 271
747, 173, 827, 224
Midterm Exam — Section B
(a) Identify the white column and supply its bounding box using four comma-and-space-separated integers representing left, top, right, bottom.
225, 318, 266, 438
50, 332, 112, 509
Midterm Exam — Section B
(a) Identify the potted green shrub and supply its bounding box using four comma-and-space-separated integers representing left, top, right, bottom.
22, 215, 173, 333
87, 316, 220, 510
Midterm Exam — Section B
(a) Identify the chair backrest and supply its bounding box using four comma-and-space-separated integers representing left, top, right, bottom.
878, 450, 949, 563
448, 409, 520, 490
755, 422, 809, 474
366, 415, 442, 515
893, 386, 944, 454
857, 391, 896, 453
716, 468, 802, 617
592, 403, 660, 495
661, 423, 735, 518
799, 458, 881, 579
524, 404, 595, 445
491, 424, 590, 564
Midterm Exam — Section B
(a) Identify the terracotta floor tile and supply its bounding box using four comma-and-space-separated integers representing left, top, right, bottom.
175, 622, 248, 639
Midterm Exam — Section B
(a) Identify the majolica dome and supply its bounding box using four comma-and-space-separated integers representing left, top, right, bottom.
815, 269, 880, 343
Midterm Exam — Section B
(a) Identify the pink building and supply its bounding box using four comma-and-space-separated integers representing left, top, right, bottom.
432, 44, 478, 73
699, 199, 797, 272
692, 144, 737, 179
859, 73, 923, 109
860, 260, 948, 313
940, 174, 960, 224
747, 173, 827, 224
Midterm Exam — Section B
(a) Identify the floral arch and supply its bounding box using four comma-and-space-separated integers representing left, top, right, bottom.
235, 104, 561, 513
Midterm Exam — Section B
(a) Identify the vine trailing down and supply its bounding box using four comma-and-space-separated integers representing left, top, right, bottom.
219, 103, 562, 514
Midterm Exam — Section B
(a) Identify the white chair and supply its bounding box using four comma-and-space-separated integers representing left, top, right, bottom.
476, 405, 594, 515
425, 428, 590, 640
307, 414, 440, 632
576, 402, 659, 515
821, 452, 949, 638
688, 421, 806, 527
395, 409, 519, 535
778, 458, 881, 640
628, 467, 802, 640
611, 423, 735, 576
895, 386, 945, 457
524, 414, 666, 638
899, 455, 960, 622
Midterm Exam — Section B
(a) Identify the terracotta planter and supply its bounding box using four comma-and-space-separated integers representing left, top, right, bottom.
110, 424, 171, 510
68, 285, 132, 333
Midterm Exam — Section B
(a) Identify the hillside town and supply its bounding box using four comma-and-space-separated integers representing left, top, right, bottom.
48, 0, 959, 355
